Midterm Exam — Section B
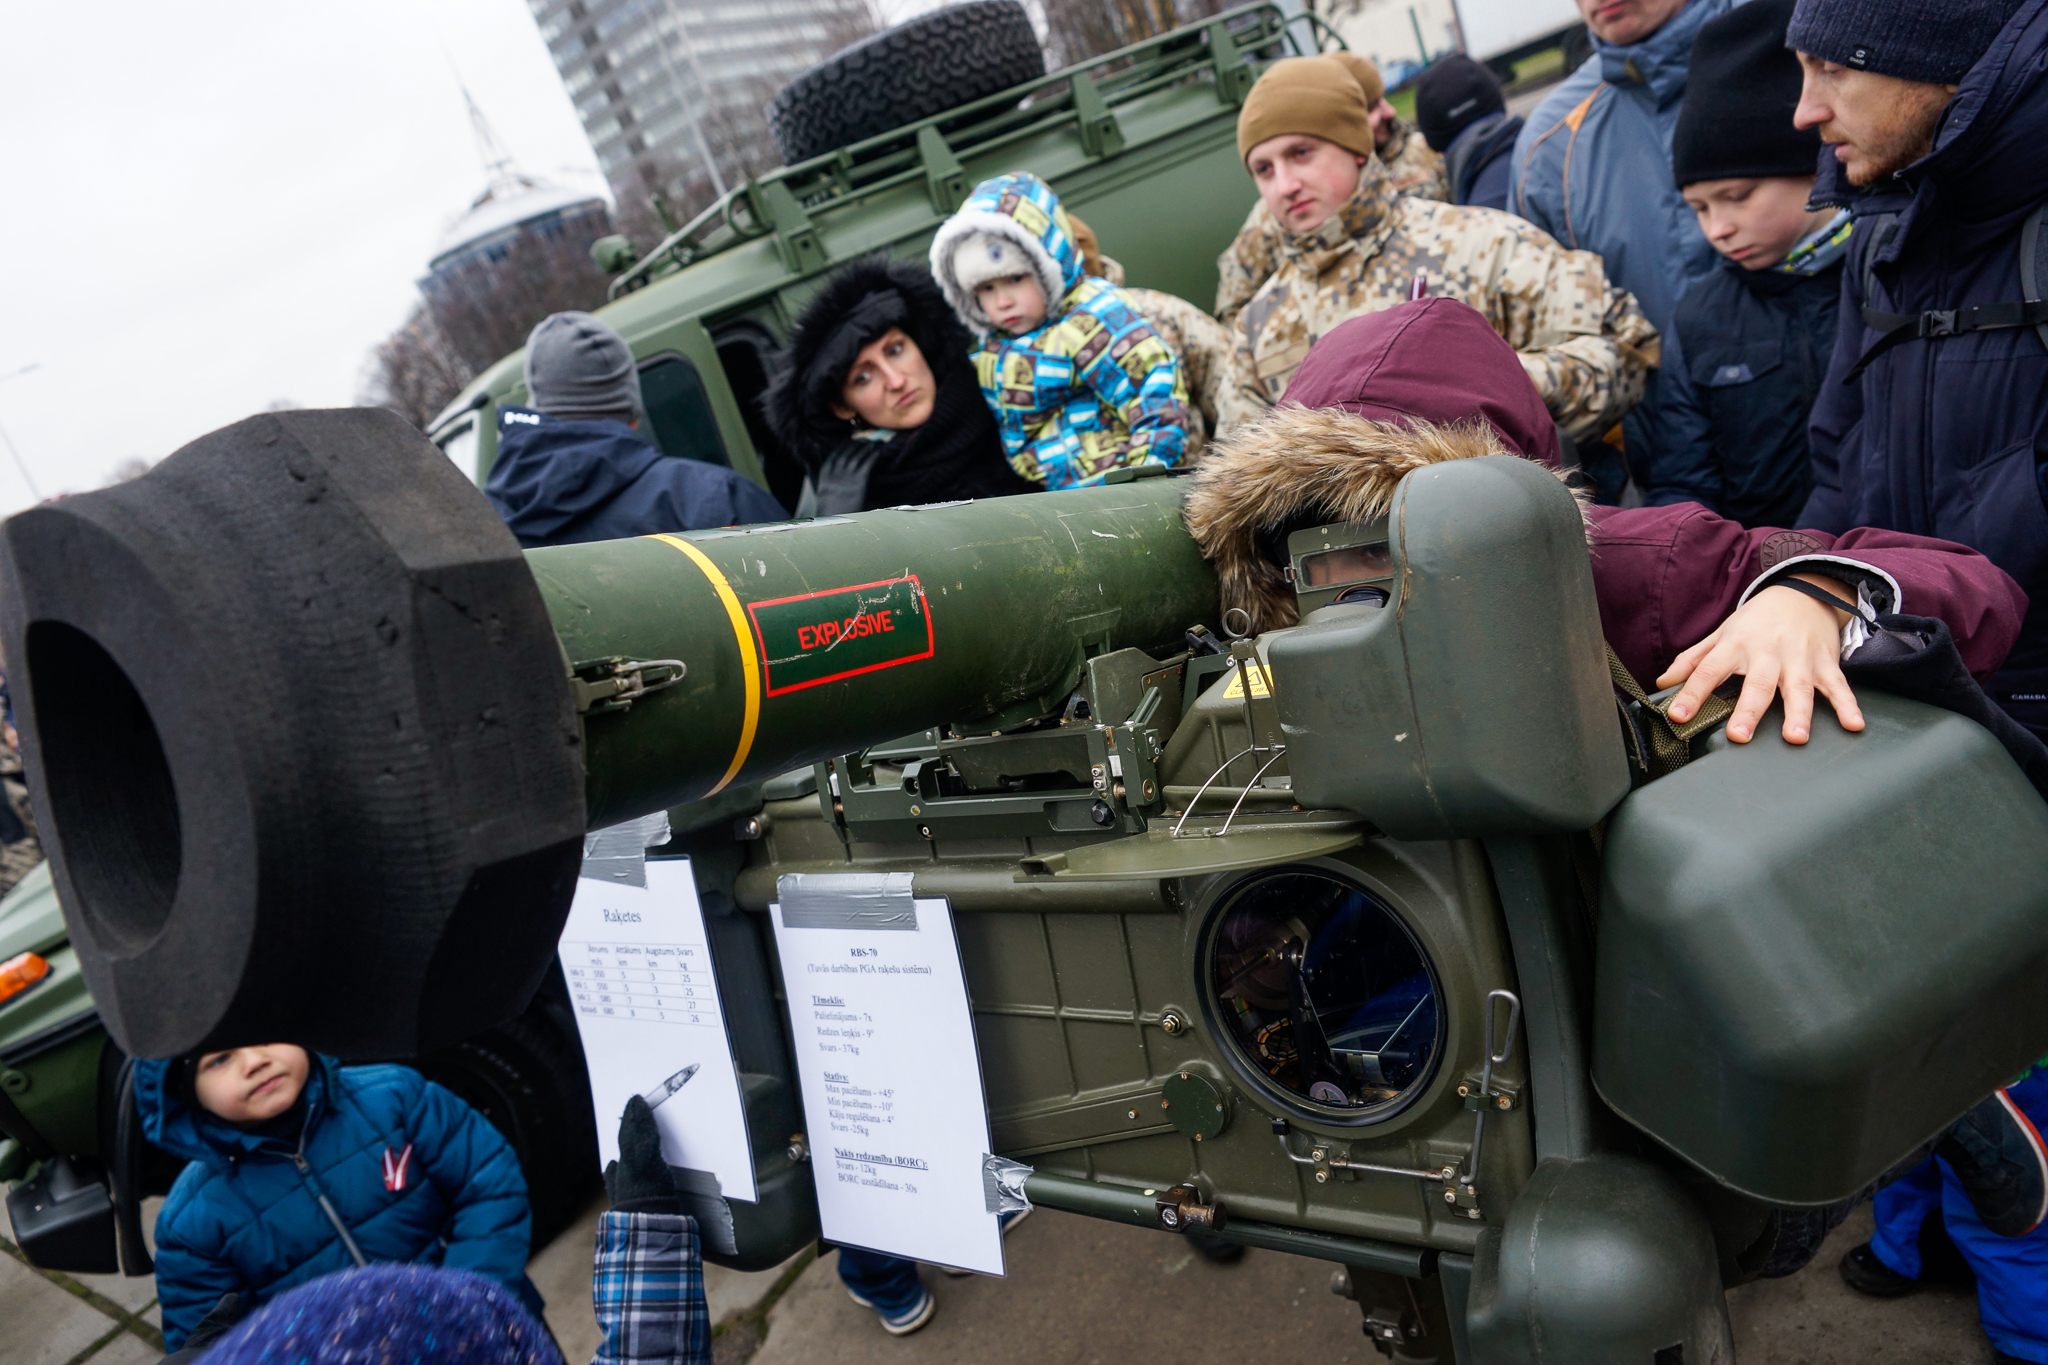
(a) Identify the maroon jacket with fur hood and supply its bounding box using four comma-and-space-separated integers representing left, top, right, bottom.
1183, 299, 2026, 686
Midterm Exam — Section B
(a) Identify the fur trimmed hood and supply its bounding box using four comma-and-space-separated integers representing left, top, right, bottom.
1183, 298, 1571, 632
762, 255, 972, 469
929, 172, 1083, 337
1185, 408, 1519, 631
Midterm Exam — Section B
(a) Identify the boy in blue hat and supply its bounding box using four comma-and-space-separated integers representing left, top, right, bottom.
138, 1042, 538, 1351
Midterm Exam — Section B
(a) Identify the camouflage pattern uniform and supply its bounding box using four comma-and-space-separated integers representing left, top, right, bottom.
1379, 117, 1450, 202
1232, 155, 1659, 442
1068, 215, 1259, 448
0, 677, 41, 898
1121, 287, 1262, 450
1215, 114, 1450, 328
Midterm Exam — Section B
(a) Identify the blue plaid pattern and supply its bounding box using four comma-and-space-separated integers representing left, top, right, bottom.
593, 1211, 710, 1365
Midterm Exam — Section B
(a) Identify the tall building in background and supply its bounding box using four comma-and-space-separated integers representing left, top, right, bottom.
527, 0, 875, 223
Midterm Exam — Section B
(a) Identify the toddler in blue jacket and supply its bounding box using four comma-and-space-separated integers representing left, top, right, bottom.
929, 172, 1194, 490
137, 1043, 538, 1351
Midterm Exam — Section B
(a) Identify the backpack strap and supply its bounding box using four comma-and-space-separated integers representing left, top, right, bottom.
1606, 645, 1734, 781
2021, 199, 2048, 353
1843, 203, 2048, 384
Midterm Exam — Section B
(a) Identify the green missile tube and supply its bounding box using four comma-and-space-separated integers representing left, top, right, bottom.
533, 474, 1220, 827
0, 410, 1218, 1055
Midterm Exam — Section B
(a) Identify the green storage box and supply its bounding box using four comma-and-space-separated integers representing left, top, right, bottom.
1594, 694, 2048, 1204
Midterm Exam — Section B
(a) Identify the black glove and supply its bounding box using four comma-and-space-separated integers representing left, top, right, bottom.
1844, 612, 2048, 801
603, 1095, 682, 1215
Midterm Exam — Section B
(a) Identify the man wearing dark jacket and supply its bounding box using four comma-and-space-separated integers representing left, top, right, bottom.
1414, 56, 1522, 211
1650, 0, 1845, 527
1792, 0, 2047, 740
1511, 0, 1732, 502
484, 312, 786, 547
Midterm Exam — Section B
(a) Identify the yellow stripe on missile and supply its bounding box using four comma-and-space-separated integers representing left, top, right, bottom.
650, 534, 759, 796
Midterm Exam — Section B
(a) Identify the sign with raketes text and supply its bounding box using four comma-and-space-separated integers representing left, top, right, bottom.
747, 574, 934, 696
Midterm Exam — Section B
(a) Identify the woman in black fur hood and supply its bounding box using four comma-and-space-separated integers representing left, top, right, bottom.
763, 255, 1035, 513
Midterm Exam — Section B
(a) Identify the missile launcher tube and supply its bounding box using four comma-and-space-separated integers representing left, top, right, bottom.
0, 410, 1220, 1056
535, 478, 1220, 828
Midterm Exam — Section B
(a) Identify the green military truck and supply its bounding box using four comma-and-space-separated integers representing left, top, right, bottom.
424, 0, 1294, 501
0, 0, 1305, 1283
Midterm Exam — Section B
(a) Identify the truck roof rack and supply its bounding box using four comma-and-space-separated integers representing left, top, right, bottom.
608, 3, 1316, 298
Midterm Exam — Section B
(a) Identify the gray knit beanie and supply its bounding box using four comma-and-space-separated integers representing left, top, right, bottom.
522, 311, 644, 425
1787, 0, 2026, 84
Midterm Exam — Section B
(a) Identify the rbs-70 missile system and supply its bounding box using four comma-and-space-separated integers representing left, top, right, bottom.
7, 409, 2048, 1363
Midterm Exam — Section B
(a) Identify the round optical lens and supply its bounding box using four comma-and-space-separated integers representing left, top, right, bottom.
1209, 870, 1440, 1118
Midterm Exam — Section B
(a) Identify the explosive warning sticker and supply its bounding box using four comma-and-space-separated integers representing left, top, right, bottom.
747, 574, 935, 696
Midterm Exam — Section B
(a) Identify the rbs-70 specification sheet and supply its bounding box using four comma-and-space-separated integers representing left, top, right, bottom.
770, 873, 1006, 1276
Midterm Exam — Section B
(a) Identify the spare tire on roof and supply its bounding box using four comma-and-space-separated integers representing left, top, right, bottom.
768, 0, 1046, 166
0, 408, 585, 1060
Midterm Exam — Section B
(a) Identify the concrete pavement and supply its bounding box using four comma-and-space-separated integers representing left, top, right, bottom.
0, 1186, 2002, 1364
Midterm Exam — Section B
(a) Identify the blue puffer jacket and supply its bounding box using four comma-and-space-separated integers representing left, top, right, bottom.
136, 1055, 533, 1351
484, 405, 787, 547
1510, 0, 1729, 500
1510, 0, 1725, 335
1804, 0, 2048, 736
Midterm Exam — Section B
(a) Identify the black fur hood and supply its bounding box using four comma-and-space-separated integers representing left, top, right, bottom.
761, 255, 973, 469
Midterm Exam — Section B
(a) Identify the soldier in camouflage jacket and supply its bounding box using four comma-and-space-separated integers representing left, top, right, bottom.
1216, 52, 1446, 329
1229, 57, 1658, 444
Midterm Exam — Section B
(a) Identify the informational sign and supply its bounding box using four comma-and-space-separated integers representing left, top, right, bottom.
769, 873, 1006, 1276
561, 856, 757, 1203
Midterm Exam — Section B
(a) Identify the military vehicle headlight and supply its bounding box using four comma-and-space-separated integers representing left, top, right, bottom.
1204, 868, 1443, 1123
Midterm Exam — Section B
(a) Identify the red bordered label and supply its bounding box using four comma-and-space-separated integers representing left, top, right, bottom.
746, 574, 934, 696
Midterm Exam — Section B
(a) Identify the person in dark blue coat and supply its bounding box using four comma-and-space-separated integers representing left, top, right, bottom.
1649, 0, 1845, 527
1413, 56, 1522, 211
1788, 6, 2048, 1357
484, 311, 786, 547
1792, 0, 2048, 740
137, 1044, 539, 1352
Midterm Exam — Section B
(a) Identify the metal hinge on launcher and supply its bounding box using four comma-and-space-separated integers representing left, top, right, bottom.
570, 656, 686, 715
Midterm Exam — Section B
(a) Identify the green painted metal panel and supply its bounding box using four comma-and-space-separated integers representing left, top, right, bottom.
1595, 693, 2048, 1205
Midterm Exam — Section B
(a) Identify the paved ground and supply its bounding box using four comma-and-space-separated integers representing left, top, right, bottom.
0, 1184, 2000, 1364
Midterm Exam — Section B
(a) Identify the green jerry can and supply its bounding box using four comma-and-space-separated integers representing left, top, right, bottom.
6, 409, 2048, 1363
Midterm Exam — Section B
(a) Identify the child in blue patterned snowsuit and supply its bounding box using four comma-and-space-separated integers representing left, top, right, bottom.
929, 172, 1194, 490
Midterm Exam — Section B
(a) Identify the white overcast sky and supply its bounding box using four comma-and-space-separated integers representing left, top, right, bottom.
0, 1, 617, 514
0, 0, 974, 517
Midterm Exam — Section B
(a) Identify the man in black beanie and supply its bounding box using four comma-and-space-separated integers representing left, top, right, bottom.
1788, 0, 2048, 740
1647, 0, 1842, 527
1413, 56, 1521, 210
1786, 5, 2048, 1360
483, 311, 786, 547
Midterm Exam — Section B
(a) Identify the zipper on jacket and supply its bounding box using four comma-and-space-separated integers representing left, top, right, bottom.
292, 1146, 369, 1268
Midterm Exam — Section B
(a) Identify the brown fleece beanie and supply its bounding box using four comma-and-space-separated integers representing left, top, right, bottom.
1237, 55, 1377, 162
1328, 51, 1385, 109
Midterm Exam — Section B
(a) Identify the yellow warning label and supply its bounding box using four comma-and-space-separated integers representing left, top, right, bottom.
1221, 662, 1272, 699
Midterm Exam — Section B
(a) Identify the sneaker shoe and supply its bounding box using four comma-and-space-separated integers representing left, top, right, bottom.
845, 1283, 937, 1336
1838, 1242, 1917, 1298
1937, 1088, 2048, 1238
